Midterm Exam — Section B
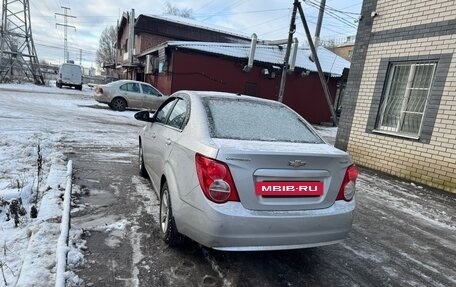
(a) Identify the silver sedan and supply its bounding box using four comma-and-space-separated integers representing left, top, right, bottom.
94, 80, 167, 111
135, 91, 358, 251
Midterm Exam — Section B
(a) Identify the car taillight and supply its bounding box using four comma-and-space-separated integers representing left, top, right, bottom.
336, 164, 358, 201
96, 87, 103, 94
195, 153, 239, 203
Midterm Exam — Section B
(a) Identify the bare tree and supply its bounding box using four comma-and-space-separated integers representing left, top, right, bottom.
96, 25, 117, 70
163, 2, 194, 18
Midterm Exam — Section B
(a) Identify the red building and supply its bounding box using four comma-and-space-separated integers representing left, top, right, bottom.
139, 42, 349, 124
115, 13, 350, 124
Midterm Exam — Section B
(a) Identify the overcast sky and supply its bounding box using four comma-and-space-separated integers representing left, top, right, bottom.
4, 0, 362, 68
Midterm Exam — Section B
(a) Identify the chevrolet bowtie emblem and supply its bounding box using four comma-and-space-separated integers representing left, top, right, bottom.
289, 160, 306, 168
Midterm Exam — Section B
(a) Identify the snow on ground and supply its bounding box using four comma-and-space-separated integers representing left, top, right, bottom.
0, 83, 454, 286
0, 85, 84, 286
0, 83, 138, 286
312, 125, 337, 145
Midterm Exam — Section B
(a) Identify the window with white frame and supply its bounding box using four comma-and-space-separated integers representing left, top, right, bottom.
376, 61, 436, 138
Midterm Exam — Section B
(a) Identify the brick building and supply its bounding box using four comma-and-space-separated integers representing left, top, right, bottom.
336, 0, 456, 193
116, 12, 250, 80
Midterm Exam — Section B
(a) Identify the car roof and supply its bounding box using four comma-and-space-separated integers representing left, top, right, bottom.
105, 80, 151, 87
61, 63, 81, 67
174, 90, 280, 105
114, 79, 148, 84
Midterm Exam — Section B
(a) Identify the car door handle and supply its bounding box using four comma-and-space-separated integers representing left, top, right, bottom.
151, 133, 156, 139
166, 138, 172, 145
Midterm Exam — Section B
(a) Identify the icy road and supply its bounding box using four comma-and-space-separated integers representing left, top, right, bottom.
0, 84, 455, 287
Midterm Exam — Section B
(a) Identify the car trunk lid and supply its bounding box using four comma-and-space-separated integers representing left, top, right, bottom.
213, 139, 351, 211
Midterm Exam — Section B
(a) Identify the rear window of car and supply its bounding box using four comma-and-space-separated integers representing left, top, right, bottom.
203, 97, 323, 143
120, 83, 140, 93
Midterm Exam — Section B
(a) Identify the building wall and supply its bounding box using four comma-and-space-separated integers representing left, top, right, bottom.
135, 16, 250, 44
117, 21, 130, 66
138, 33, 172, 53
146, 72, 172, 95
153, 50, 337, 124
336, 0, 456, 193
332, 45, 354, 61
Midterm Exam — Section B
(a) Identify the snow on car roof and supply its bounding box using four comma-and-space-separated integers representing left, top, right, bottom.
182, 90, 277, 104
166, 41, 350, 77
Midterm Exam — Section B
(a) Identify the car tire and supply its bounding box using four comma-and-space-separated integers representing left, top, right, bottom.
160, 182, 180, 246
110, 97, 127, 111
77, 85, 82, 91
139, 143, 147, 178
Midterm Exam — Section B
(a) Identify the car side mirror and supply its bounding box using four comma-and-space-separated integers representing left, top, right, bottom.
134, 111, 154, 122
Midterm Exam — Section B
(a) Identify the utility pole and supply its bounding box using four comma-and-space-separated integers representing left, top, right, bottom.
312, 0, 326, 61
277, 0, 299, 103
278, 0, 338, 126
297, 1, 338, 125
55, 6, 76, 63
0, 0, 44, 84
79, 49, 82, 65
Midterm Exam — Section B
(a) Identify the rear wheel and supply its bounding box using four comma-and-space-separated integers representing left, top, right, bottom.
110, 97, 127, 111
160, 182, 180, 246
77, 85, 82, 91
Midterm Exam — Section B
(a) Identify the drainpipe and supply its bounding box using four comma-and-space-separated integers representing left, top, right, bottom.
244, 33, 257, 72
289, 38, 299, 72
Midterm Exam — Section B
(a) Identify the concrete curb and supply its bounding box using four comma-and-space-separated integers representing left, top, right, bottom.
55, 160, 73, 287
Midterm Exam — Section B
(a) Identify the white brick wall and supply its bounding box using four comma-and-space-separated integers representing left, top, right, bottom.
372, 0, 456, 32
347, 21, 456, 193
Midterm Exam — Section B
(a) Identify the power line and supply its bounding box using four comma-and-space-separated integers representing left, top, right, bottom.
200, 0, 250, 21
193, 0, 225, 14
194, 8, 290, 17
304, 0, 358, 29
35, 41, 96, 55
243, 13, 291, 30
309, 0, 360, 17
305, 0, 358, 24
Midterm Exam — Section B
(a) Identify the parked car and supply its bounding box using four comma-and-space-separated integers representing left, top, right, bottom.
56, 63, 83, 90
94, 80, 166, 111
135, 91, 358, 251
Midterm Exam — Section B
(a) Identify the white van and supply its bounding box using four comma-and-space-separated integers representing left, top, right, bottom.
57, 63, 83, 90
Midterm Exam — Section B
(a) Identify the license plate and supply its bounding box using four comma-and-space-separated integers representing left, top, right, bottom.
255, 181, 324, 196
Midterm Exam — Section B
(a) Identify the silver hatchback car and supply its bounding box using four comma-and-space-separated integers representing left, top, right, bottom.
135, 91, 358, 251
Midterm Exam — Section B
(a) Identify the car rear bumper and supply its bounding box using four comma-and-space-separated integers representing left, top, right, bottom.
59, 80, 82, 86
94, 94, 110, 104
176, 196, 356, 251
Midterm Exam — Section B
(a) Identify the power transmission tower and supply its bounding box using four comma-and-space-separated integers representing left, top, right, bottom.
0, 0, 44, 84
55, 6, 76, 63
